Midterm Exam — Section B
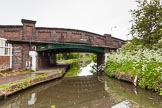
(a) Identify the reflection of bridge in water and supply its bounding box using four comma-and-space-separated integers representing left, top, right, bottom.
1, 75, 162, 108
0, 76, 114, 108
37, 76, 114, 108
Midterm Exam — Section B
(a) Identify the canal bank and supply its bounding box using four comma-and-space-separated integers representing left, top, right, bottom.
0, 64, 69, 100
1, 60, 162, 107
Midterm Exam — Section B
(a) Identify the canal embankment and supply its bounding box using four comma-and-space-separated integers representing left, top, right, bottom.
104, 46, 162, 95
1, 59, 162, 108
0, 64, 69, 100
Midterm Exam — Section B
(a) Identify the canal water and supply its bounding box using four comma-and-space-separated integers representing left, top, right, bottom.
0, 61, 162, 108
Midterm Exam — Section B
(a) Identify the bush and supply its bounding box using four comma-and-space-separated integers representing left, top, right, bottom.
105, 47, 162, 91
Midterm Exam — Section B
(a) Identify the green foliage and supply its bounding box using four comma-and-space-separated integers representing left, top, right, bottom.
130, 0, 162, 48
105, 60, 136, 78
137, 61, 162, 91
28, 70, 35, 73
160, 88, 162, 95
0, 84, 10, 91
105, 61, 118, 77
0, 73, 48, 92
105, 0, 162, 95
65, 63, 80, 77
57, 53, 96, 61
91, 54, 97, 63
105, 47, 162, 92
57, 53, 81, 61
57, 53, 96, 64
16, 83, 26, 89
51, 105, 56, 108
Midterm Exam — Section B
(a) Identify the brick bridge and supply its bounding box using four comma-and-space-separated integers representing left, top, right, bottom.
0, 19, 125, 71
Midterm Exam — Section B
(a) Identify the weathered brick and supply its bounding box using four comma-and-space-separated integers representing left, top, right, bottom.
0, 19, 125, 70
0, 56, 10, 71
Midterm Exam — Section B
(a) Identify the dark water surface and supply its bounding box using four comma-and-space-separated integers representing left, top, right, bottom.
0, 75, 162, 108
0, 76, 114, 108
0, 62, 162, 108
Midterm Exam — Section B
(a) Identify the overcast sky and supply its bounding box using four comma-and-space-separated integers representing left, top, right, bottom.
0, 0, 137, 40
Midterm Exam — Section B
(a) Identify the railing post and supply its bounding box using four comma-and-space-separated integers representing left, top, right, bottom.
9, 44, 12, 69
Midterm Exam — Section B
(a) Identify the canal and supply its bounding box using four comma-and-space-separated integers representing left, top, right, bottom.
0, 61, 162, 108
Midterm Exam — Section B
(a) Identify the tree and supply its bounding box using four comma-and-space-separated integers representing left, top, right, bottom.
130, 0, 162, 48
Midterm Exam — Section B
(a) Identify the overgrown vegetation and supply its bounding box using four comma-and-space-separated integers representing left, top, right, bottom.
58, 53, 97, 77
105, 0, 162, 95
105, 46, 162, 91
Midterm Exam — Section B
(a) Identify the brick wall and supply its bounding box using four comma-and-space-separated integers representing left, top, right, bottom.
0, 27, 22, 40
4, 29, 21, 40
12, 44, 30, 70
22, 19, 36, 40
0, 19, 125, 49
0, 56, 10, 71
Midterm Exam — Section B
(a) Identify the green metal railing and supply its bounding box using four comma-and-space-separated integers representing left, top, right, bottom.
36, 43, 104, 53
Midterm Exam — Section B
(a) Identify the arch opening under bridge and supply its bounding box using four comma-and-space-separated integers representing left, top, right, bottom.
35, 43, 105, 75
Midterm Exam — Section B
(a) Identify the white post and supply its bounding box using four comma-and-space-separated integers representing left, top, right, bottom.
29, 51, 38, 71
9, 44, 12, 69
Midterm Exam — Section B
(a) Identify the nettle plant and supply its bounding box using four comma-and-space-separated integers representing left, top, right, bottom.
105, 47, 162, 93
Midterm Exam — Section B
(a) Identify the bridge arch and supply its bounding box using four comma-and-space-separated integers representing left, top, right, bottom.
0, 19, 125, 71
36, 43, 105, 72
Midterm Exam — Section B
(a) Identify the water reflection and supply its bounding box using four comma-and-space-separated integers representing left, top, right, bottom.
0, 76, 114, 108
111, 100, 131, 108
0, 61, 162, 108
28, 93, 37, 105
104, 76, 162, 108
78, 61, 96, 76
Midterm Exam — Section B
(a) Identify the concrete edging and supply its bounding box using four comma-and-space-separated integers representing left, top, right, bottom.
0, 66, 69, 100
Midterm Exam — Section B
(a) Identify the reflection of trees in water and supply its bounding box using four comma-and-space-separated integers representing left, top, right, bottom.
0, 76, 113, 108
65, 59, 95, 77
4, 92, 36, 108
78, 61, 97, 76
1, 74, 162, 108
104, 76, 162, 108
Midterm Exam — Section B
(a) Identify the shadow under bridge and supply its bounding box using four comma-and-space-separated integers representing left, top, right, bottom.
36, 43, 105, 72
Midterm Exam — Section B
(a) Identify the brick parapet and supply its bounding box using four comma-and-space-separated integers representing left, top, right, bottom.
0, 19, 125, 48
0, 19, 126, 70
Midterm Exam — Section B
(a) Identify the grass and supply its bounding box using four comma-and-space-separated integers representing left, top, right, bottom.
0, 73, 48, 93
57, 58, 91, 64
65, 63, 80, 77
